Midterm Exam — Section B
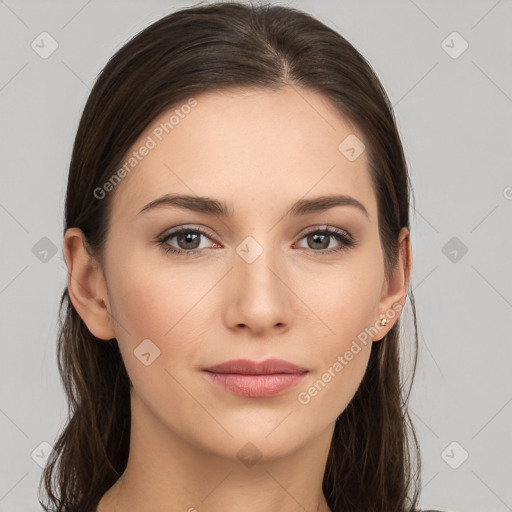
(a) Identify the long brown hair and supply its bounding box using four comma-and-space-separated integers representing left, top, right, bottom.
39, 3, 421, 511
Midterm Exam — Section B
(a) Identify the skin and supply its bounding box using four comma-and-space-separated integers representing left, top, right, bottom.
64, 86, 411, 512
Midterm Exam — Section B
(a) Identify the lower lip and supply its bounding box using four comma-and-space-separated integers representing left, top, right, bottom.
202, 371, 308, 398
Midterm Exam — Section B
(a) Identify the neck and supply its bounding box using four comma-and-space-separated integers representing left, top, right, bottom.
97, 392, 334, 512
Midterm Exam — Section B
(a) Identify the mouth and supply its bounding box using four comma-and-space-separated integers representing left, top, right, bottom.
202, 358, 309, 398
202, 371, 308, 398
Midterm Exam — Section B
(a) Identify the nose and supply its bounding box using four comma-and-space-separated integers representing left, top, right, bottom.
222, 239, 291, 337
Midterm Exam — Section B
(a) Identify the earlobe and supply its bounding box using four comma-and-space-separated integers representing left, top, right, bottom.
63, 228, 116, 340
373, 227, 412, 342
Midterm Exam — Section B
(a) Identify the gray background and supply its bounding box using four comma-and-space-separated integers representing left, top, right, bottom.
1, 0, 511, 511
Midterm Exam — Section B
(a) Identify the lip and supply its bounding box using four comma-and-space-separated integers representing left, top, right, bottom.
202, 358, 309, 398
203, 358, 308, 375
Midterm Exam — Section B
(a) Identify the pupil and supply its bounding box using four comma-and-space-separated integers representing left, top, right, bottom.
179, 232, 200, 249
309, 233, 329, 249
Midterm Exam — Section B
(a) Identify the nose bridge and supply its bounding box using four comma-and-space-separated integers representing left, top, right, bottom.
226, 231, 290, 330
235, 232, 282, 294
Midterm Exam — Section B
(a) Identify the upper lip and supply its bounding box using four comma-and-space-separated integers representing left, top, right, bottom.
203, 358, 308, 375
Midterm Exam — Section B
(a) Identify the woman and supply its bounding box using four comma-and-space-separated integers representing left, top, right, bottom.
39, 2, 447, 511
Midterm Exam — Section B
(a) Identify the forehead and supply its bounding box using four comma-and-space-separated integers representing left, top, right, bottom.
109, 86, 377, 222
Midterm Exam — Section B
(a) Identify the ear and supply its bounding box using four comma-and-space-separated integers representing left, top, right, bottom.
63, 228, 116, 340
373, 227, 412, 341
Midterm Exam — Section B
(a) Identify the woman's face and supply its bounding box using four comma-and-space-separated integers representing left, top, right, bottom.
71, 86, 408, 462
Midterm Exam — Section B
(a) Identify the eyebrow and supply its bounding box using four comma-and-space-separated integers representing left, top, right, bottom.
138, 193, 369, 220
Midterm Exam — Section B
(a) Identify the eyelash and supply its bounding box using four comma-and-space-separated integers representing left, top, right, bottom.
156, 225, 357, 256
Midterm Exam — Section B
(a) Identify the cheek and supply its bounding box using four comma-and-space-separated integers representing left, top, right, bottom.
104, 254, 213, 410
296, 254, 384, 346
292, 256, 382, 415
106, 250, 222, 369
109, 271, 168, 340
297, 341, 371, 423
107, 244, 384, 360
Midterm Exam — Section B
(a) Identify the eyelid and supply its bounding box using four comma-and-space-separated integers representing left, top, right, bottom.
156, 224, 356, 255
294, 225, 356, 254
157, 224, 352, 242
298, 224, 352, 239
157, 224, 220, 243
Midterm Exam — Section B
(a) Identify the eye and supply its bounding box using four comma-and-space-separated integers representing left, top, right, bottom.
295, 226, 356, 254
157, 226, 219, 255
156, 225, 356, 257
